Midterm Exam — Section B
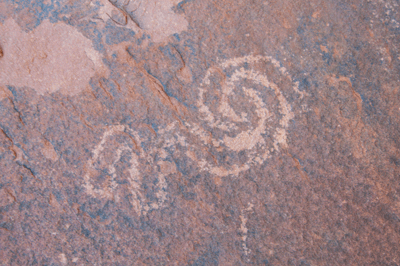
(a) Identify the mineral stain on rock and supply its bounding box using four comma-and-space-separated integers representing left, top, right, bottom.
0, 19, 107, 95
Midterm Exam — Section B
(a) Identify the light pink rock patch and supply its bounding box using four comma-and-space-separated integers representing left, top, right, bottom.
0, 19, 107, 95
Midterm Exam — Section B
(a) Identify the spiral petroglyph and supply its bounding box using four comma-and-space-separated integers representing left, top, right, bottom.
185, 55, 305, 177
83, 55, 305, 209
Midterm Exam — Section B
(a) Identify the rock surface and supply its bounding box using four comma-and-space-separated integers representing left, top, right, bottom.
0, 0, 400, 265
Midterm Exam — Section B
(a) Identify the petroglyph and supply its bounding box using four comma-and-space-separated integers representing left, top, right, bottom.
0, 19, 107, 95
240, 203, 254, 261
185, 55, 303, 177
84, 55, 304, 203
83, 124, 177, 216
96, 0, 188, 42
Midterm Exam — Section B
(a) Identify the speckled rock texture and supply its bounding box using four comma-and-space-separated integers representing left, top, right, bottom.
0, 0, 400, 265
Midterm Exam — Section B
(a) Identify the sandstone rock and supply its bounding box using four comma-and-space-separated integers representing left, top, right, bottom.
0, 0, 399, 265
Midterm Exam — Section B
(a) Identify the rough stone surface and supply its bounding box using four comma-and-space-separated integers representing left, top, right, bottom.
0, 0, 400, 265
